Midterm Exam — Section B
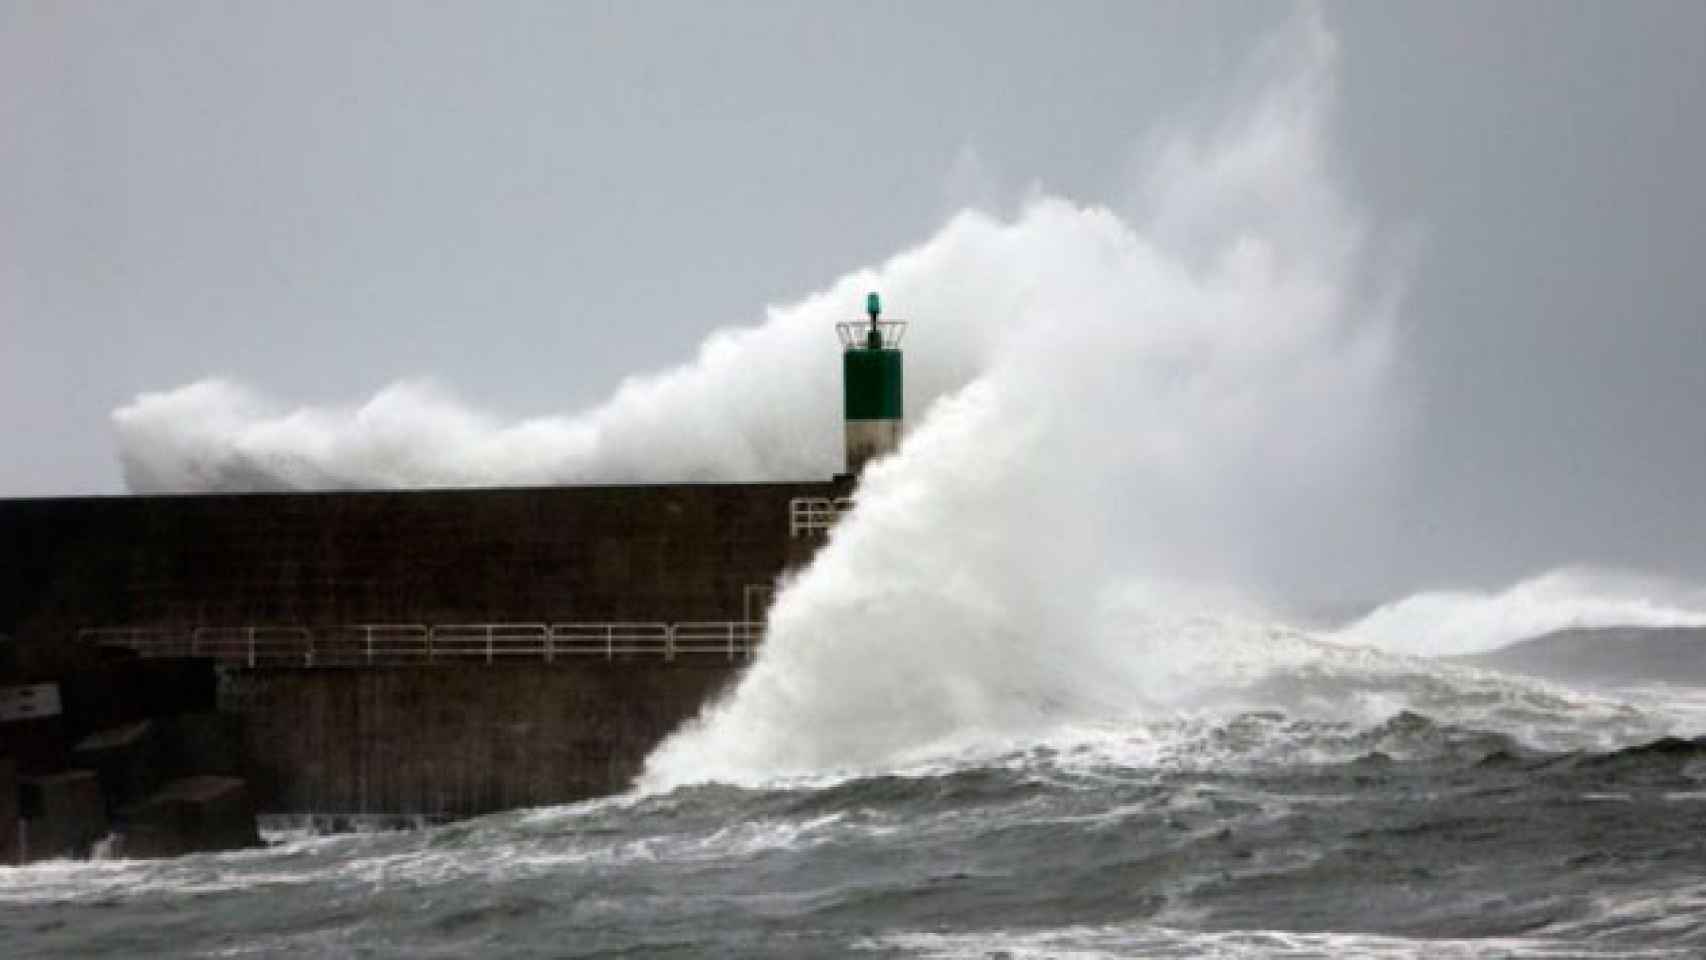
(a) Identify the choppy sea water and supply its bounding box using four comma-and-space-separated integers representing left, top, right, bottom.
5, 687, 1706, 959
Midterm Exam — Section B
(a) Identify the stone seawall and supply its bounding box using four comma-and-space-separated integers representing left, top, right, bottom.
0, 755, 16, 865
1, 482, 836, 830
221, 663, 740, 816
1, 481, 836, 675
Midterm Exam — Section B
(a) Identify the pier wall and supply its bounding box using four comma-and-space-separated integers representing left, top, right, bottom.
1, 482, 833, 673
1, 482, 835, 822
221, 663, 737, 815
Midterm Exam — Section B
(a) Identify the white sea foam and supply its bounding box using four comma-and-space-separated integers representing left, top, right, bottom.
865, 924, 1692, 959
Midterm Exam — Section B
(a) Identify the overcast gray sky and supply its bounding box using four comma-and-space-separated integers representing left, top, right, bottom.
3, 2, 1704, 601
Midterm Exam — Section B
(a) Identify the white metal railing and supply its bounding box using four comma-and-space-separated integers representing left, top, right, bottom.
672, 621, 766, 660
188, 626, 313, 667
548, 622, 673, 659
789, 496, 855, 537
426, 623, 550, 663
311, 624, 431, 666
835, 319, 907, 350
79, 620, 764, 668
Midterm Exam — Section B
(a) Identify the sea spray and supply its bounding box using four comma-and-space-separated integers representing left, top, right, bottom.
104, 9, 1703, 789
110, 216, 1036, 491
641, 13, 1408, 788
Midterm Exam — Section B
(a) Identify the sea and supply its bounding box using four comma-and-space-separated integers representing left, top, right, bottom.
5, 644, 1705, 959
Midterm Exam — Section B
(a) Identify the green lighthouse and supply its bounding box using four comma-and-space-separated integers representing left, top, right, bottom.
838, 291, 906, 474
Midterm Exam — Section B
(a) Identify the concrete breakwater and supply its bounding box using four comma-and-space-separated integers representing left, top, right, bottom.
1, 481, 838, 861
222, 663, 739, 816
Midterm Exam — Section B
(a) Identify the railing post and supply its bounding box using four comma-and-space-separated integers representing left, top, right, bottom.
606, 624, 613, 660
545, 627, 554, 664
365, 626, 374, 665
486, 624, 494, 664
428, 628, 435, 663
727, 622, 735, 661
666, 624, 676, 662
247, 626, 256, 669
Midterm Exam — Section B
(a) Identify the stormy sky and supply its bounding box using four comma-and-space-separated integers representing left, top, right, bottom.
2, 2, 1704, 604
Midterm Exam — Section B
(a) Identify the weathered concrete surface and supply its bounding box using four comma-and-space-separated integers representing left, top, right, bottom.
58, 659, 218, 741
160, 712, 245, 776
1, 482, 836, 676
223, 663, 741, 816
0, 754, 17, 865
0, 482, 839, 820
3, 715, 68, 775
2, 659, 215, 782
117, 775, 260, 859
69, 715, 258, 859
19, 769, 106, 861
73, 720, 161, 810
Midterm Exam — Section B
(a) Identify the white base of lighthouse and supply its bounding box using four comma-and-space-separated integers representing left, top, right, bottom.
845, 419, 902, 475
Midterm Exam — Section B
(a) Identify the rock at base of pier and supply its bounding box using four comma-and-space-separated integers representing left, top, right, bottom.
19, 769, 107, 861
117, 775, 261, 859
0, 754, 17, 865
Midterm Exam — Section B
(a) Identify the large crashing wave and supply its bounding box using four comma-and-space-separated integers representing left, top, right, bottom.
641, 14, 1406, 787
637, 14, 1706, 788
112, 10, 1706, 788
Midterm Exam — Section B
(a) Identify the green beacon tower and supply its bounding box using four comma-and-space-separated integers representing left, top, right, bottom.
838, 291, 907, 474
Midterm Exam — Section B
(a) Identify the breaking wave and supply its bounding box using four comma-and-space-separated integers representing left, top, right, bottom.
40, 9, 1706, 958
108, 8, 1705, 794
1330, 567, 1706, 657
639, 14, 1704, 789
639, 12, 1400, 788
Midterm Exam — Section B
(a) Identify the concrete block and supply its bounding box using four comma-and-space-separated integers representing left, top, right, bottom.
225, 663, 741, 816
2, 715, 68, 774
117, 775, 260, 859
161, 713, 245, 776
59, 660, 217, 737
0, 755, 17, 865
19, 769, 106, 861
73, 719, 161, 809
0, 635, 17, 683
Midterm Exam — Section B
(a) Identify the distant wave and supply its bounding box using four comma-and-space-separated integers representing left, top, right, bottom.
1331, 568, 1706, 657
